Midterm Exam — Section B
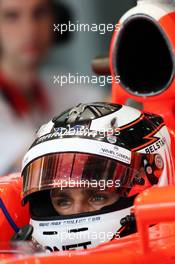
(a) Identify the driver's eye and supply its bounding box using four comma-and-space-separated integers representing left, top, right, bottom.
56, 198, 72, 207
90, 194, 108, 203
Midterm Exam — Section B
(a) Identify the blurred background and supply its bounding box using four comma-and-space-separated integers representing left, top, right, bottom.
42, 0, 137, 107
46, 0, 136, 74
0, 0, 136, 174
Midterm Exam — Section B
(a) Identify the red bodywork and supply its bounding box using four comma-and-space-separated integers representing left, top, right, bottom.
110, 12, 175, 159
0, 174, 175, 263
110, 12, 175, 128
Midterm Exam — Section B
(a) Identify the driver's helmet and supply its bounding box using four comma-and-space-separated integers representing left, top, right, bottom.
21, 103, 174, 252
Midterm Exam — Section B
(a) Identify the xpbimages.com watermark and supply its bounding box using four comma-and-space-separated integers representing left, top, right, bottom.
53, 21, 121, 35
53, 179, 121, 191
53, 73, 120, 87
45, 231, 121, 252
50, 231, 120, 244
53, 125, 121, 138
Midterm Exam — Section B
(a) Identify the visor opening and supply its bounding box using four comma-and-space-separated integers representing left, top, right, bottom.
114, 16, 174, 96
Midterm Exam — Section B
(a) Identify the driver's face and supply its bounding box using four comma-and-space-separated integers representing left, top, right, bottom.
50, 188, 119, 215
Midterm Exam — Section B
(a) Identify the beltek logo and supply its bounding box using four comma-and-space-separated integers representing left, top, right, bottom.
145, 137, 166, 154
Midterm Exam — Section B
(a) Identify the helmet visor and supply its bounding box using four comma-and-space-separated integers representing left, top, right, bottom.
22, 152, 164, 200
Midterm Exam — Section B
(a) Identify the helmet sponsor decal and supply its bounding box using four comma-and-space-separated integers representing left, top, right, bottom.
144, 137, 166, 154
22, 138, 131, 169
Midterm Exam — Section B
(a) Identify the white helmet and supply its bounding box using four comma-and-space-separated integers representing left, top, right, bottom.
21, 102, 174, 251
